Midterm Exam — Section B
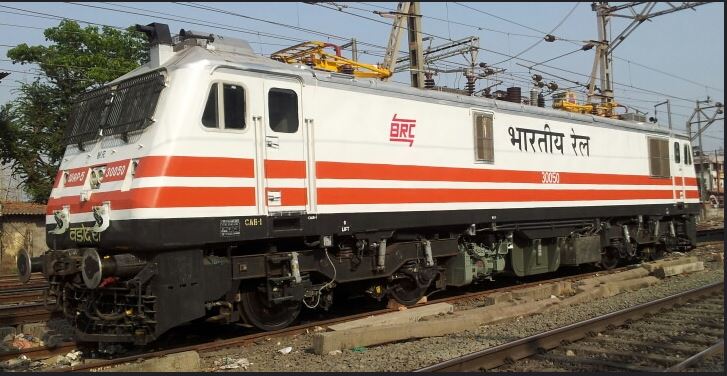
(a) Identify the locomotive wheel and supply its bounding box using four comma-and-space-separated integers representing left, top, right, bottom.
240, 288, 301, 331
388, 276, 427, 306
600, 247, 620, 270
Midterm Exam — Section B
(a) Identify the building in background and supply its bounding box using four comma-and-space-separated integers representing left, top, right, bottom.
0, 201, 46, 275
693, 149, 724, 207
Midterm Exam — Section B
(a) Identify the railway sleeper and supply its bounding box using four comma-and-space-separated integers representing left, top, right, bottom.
536, 353, 662, 372
644, 317, 724, 329
558, 345, 686, 366
581, 336, 707, 354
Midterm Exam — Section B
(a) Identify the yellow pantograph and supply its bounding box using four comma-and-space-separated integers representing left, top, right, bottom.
271, 41, 392, 79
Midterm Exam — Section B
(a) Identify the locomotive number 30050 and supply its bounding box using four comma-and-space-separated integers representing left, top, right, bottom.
541, 171, 560, 184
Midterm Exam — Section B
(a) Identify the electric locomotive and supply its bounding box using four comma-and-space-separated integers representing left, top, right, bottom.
17, 23, 699, 345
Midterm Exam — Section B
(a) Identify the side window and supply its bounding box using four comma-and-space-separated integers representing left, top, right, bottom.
648, 137, 670, 178
473, 112, 494, 163
684, 144, 691, 165
202, 83, 218, 128
268, 88, 299, 133
674, 142, 680, 163
223, 84, 245, 130
201, 83, 246, 130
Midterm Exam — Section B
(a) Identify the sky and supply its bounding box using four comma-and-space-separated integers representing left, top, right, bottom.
0, 2, 723, 152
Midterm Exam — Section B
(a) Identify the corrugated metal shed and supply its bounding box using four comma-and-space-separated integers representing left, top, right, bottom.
0, 201, 47, 216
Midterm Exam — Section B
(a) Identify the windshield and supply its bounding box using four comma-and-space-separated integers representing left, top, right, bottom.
64, 70, 166, 146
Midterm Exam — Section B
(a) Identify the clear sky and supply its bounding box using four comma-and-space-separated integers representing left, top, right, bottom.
0, 2, 723, 151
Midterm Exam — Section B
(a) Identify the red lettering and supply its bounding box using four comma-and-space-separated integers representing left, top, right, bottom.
390, 123, 400, 138
389, 114, 417, 147
400, 124, 409, 137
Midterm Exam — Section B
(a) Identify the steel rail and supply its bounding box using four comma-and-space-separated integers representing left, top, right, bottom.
415, 281, 724, 372
0, 342, 77, 362
665, 339, 725, 372
696, 228, 724, 243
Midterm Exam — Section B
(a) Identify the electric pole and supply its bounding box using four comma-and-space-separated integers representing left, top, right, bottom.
587, 2, 709, 106
686, 99, 724, 201
380, 2, 411, 80
407, 2, 425, 88
379, 2, 425, 88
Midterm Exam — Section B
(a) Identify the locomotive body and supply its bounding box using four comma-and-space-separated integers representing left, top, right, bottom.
20, 24, 699, 345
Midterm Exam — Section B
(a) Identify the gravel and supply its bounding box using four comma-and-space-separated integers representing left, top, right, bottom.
199, 247, 724, 372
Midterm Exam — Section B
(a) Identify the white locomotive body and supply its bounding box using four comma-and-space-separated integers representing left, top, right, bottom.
20, 24, 699, 344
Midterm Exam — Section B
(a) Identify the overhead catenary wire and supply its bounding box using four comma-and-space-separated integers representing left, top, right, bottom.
492, 2, 581, 65
424, 2, 722, 95
1, 2, 722, 117
312, 2, 714, 105
6, 2, 722, 106
0, 4, 128, 31
353, 2, 547, 40
612, 55, 723, 94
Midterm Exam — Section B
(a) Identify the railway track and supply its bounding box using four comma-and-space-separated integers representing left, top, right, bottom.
3, 232, 722, 371
696, 227, 725, 243
0, 274, 46, 290
0, 302, 53, 326
415, 281, 724, 372
44, 263, 648, 372
0, 288, 46, 305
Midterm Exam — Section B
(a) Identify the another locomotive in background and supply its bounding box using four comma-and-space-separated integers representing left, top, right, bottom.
18, 23, 699, 345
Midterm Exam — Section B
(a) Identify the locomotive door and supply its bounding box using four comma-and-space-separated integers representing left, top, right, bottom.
263, 78, 307, 214
673, 141, 686, 204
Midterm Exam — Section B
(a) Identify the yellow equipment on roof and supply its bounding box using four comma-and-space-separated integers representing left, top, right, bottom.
271, 41, 392, 79
552, 91, 621, 118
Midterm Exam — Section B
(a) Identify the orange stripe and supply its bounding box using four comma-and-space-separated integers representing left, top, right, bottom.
134, 156, 254, 178
316, 161, 675, 186
47, 187, 255, 214
265, 160, 306, 179
317, 188, 675, 205
686, 190, 700, 199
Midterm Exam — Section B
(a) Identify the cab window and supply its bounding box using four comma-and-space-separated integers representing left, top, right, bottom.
673, 142, 680, 163
202, 83, 246, 130
268, 88, 299, 133
684, 144, 691, 165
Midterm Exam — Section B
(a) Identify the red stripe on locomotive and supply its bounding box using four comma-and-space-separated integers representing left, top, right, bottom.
134, 156, 255, 178
316, 187, 677, 205
316, 161, 677, 186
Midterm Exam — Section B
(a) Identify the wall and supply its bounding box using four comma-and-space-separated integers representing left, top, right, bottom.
0, 215, 46, 275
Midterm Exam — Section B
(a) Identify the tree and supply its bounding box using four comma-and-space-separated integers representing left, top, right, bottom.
0, 20, 147, 202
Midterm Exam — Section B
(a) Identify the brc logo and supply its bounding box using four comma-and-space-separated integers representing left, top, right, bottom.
389, 114, 416, 147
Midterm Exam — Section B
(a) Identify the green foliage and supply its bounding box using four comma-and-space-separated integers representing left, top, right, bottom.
0, 20, 147, 202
